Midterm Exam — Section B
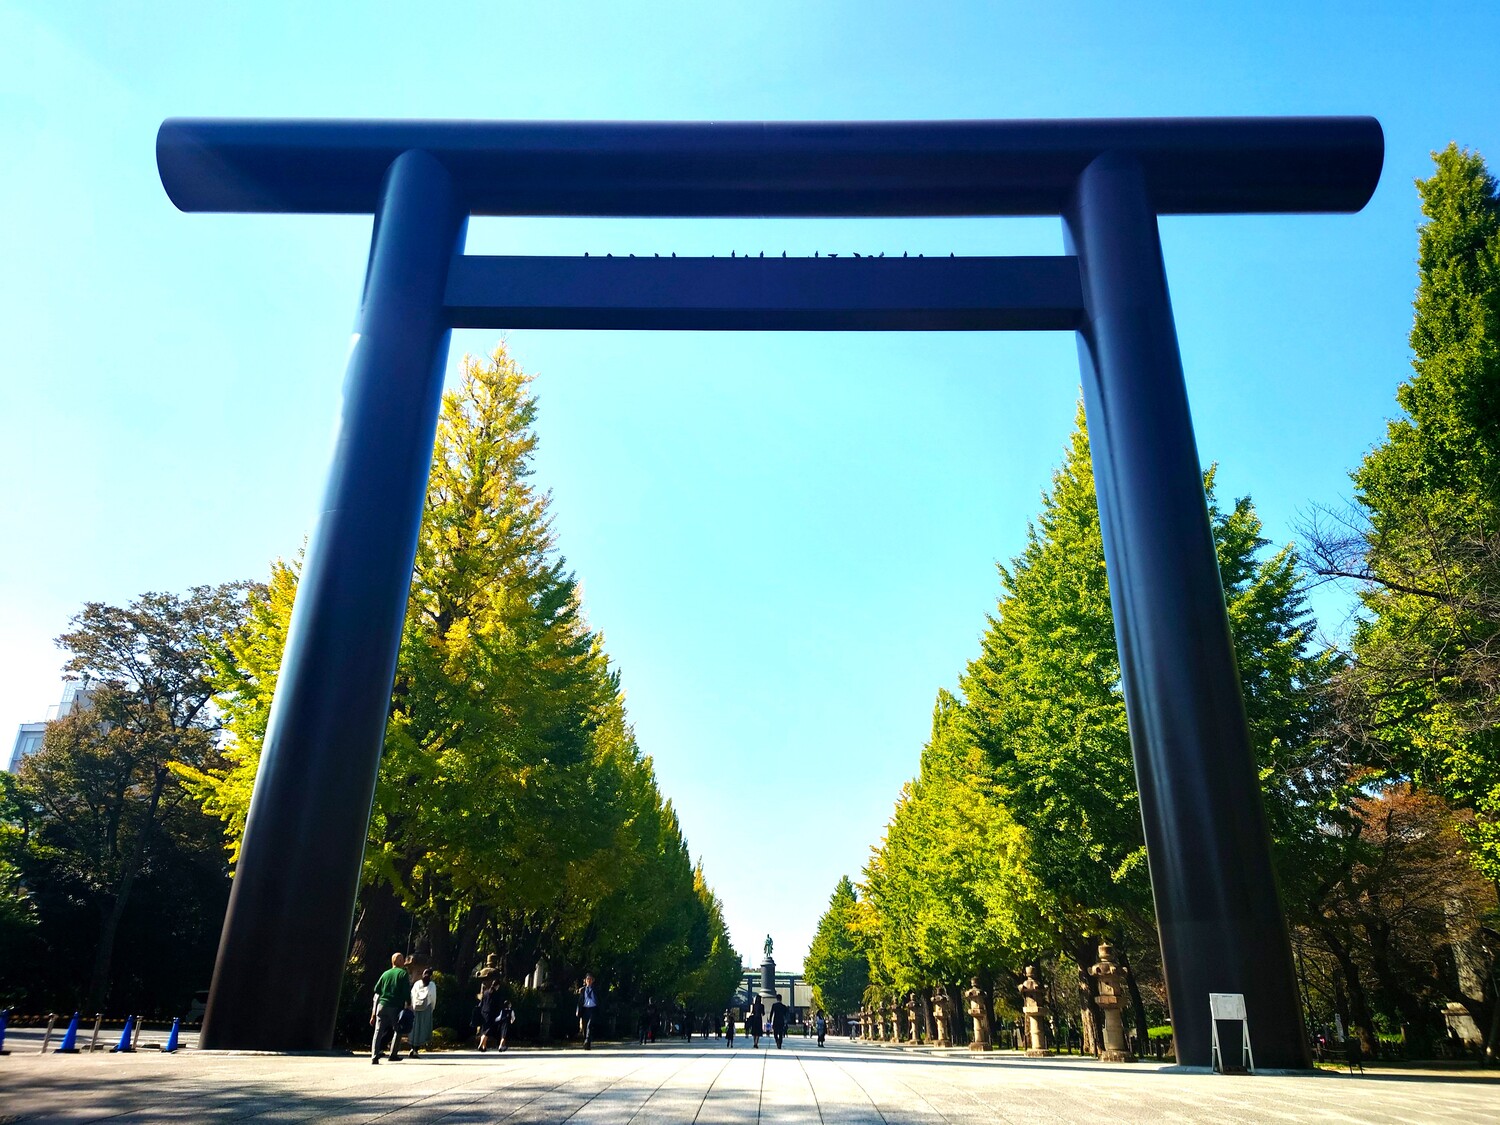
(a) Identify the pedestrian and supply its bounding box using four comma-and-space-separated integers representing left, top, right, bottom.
476, 980, 504, 1051
409, 967, 437, 1058
496, 999, 515, 1051
725, 1008, 736, 1048
769, 992, 788, 1049
748, 997, 764, 1048
370, 952, 413, 1064
815, 1009, 827, 1048
578, 972, 600, 1049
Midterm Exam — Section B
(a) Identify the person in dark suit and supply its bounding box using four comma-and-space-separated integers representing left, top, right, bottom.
769, 993, 789, 1049
476, 980, 504, 1051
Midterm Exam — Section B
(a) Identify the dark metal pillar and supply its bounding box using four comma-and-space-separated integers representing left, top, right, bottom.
200, 149, 465, 1050
1064, 152, 1310, 1070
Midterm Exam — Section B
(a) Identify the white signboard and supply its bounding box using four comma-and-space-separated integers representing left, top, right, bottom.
1209, 993, 1255, 1074
1209, 993, 1246, 1021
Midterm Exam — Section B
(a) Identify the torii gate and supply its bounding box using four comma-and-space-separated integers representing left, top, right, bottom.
157, 116, 1382, 1067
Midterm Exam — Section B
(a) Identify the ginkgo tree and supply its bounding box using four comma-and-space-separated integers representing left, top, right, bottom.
182, 345, 737, 1029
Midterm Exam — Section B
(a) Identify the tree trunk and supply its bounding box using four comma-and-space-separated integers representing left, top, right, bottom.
1073, 938, 1104, 1055
427, 900, 453, 972
1363, 918, 1439, 1054
1486, 981, 1500, 1065
918, 991, 934, 1043
87, 766, 169, 1009
1115, 940, 1150, 1055
349, 878, 405, 1003
1321, 930, 1377, 1054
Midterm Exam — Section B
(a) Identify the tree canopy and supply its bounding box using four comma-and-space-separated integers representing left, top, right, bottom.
180, 345, 738, 1030
1311, 144, 1500, 882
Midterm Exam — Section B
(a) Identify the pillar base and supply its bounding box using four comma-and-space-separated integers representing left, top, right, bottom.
1100, 1050, 1134, 1062
1025, 1048, 1055, 1057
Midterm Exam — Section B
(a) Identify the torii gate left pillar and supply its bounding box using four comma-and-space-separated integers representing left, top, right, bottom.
158, 116, 1382, 1067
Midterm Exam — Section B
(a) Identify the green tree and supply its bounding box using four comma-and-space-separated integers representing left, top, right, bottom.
0, 774, 41, 1004
952, 407, 1336, 1042
1309, 144, 1500, 881
7, 584, 252, 1009
861, 692, 1056, 1009
676, 866, 743, 1016
185, 344, 731, 1031
805, 876, 873, 1019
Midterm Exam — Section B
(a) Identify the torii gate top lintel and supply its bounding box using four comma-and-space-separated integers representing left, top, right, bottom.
157, 115, 1383, 218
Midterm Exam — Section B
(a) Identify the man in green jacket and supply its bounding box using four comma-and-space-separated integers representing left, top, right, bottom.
371, 952, 413, 1063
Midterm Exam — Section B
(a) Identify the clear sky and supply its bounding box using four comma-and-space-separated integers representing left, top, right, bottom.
3, 1, 1498, 973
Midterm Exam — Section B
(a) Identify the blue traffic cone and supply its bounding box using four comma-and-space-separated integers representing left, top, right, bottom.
55, 1011, 82, 1053
163, 1017, 181, 1053
0, 1007, 10, 1055
111, 1015, 136, 1053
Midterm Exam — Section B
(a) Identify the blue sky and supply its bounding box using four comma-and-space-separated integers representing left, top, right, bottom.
3, 1, 1497, 971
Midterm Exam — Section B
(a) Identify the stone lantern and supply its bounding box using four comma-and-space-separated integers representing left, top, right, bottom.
904, 992, 920, 1043
931, 985, 953, 1047
534, 956, 554, 1043
1017, 965, 1054, 1056
1088, 943, 1133, 1062
964, 978, 992, 1051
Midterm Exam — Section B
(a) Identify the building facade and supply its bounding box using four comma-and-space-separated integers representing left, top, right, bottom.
6, 679, 93, 772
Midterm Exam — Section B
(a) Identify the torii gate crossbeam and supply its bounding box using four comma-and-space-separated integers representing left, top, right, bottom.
157, 116, 1383, 1069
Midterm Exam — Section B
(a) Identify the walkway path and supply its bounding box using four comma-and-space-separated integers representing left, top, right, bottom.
3, 1034, 1496, 1122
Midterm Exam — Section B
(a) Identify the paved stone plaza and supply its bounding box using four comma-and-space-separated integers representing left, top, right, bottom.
2, 1035, 1497, 1123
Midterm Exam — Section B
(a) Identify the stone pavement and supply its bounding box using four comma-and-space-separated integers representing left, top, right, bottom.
2, 1035, 1497, 1123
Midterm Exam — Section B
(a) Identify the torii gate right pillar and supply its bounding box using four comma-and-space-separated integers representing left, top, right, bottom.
1066, 152, 1310, 1070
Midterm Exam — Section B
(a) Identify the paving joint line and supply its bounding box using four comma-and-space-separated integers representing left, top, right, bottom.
620, 1050, 715, 1125
294, 1056, 550, 1123
793, 1051, 826, 1125
756, 1046, 767, 1124
376, 1058, 564, 1124
830, 1054, 890, 1125
689, 1054, 735, 1125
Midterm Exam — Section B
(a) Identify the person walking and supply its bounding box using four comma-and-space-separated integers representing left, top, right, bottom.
370, 952, 413, 1064
476, 980, 504, 1051
815, 1010, 827, 1048
724, 1008, 736, 1048
748, 996, 764, 1049
495, 998, 516, 1051
769, 992, 789, 1049
409, 967, 437, 1058
578, 973, 600, 1049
